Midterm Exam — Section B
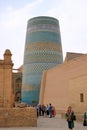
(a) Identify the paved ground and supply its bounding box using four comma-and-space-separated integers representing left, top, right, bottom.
0, 114, 87, 130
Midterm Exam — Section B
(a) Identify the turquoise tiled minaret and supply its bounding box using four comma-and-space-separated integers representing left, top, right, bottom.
22, 16, 63, 105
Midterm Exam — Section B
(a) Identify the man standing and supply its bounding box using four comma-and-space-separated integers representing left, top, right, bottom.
49, 103, 53, 118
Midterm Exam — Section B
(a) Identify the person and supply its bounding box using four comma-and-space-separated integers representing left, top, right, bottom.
83, 109, 87, 126
39, 104, 42, 116
41, 104, 46, 116
46, 104, 49, 116
49, 103, 53, 118
52, 106, 56, 117
65, 106, 75, 130
36, 105, 39, 117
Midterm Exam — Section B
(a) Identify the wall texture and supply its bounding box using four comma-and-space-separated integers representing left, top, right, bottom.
0, 107, 37, 127
40, 54, 87, 113
0, 49, 14, 108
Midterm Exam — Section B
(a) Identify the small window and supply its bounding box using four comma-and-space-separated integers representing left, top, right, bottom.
80, 93, 84, 102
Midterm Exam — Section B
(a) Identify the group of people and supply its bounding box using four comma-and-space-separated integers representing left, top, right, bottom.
66, 106, 87, 130
36, 104, 87, 130
36, 103, 56, 118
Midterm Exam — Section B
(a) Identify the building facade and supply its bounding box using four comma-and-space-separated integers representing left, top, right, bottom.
12, 72, 22, 102
40, 53, 87, 112
0, 49, 87, 113
0, 49, 14, 107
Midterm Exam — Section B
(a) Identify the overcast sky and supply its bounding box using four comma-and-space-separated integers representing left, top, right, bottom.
0, 0, 87, 68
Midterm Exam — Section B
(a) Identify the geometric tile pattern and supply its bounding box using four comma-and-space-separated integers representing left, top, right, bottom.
22, 16, 63, 105
24, 51, 62, 64
25, 42, 62, 52
23, 63, 60, 73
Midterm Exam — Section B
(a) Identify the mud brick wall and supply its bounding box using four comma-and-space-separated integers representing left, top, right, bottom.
0, 107, 37, 127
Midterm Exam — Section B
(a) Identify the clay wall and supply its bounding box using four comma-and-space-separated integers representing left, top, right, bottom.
0, 107, 37, 127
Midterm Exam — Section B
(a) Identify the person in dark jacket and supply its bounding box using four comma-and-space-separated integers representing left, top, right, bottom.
49, 103, 53, 118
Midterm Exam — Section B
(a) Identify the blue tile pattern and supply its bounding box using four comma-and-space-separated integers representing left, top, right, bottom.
22, 16, 63, 105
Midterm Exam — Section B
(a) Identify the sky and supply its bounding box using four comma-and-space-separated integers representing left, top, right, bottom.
0, 0, 87, 68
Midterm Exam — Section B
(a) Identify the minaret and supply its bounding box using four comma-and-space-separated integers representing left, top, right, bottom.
22, 16, 63, 105
0, 49, 14, 108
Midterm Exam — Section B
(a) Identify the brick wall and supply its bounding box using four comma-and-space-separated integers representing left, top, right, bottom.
0, 107, 37, 127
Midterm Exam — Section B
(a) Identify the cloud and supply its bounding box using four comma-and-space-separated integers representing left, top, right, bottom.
0, 0, 87, 66
0, 0, 44, 67
0, 0, 43, 30
47, 0, 87, 58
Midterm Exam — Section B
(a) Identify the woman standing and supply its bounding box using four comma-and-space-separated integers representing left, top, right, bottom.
52, 106, 56, 117
66, 106, 75, 130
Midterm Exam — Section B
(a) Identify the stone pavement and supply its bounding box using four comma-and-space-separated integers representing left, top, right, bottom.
0, 114, 87, 130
